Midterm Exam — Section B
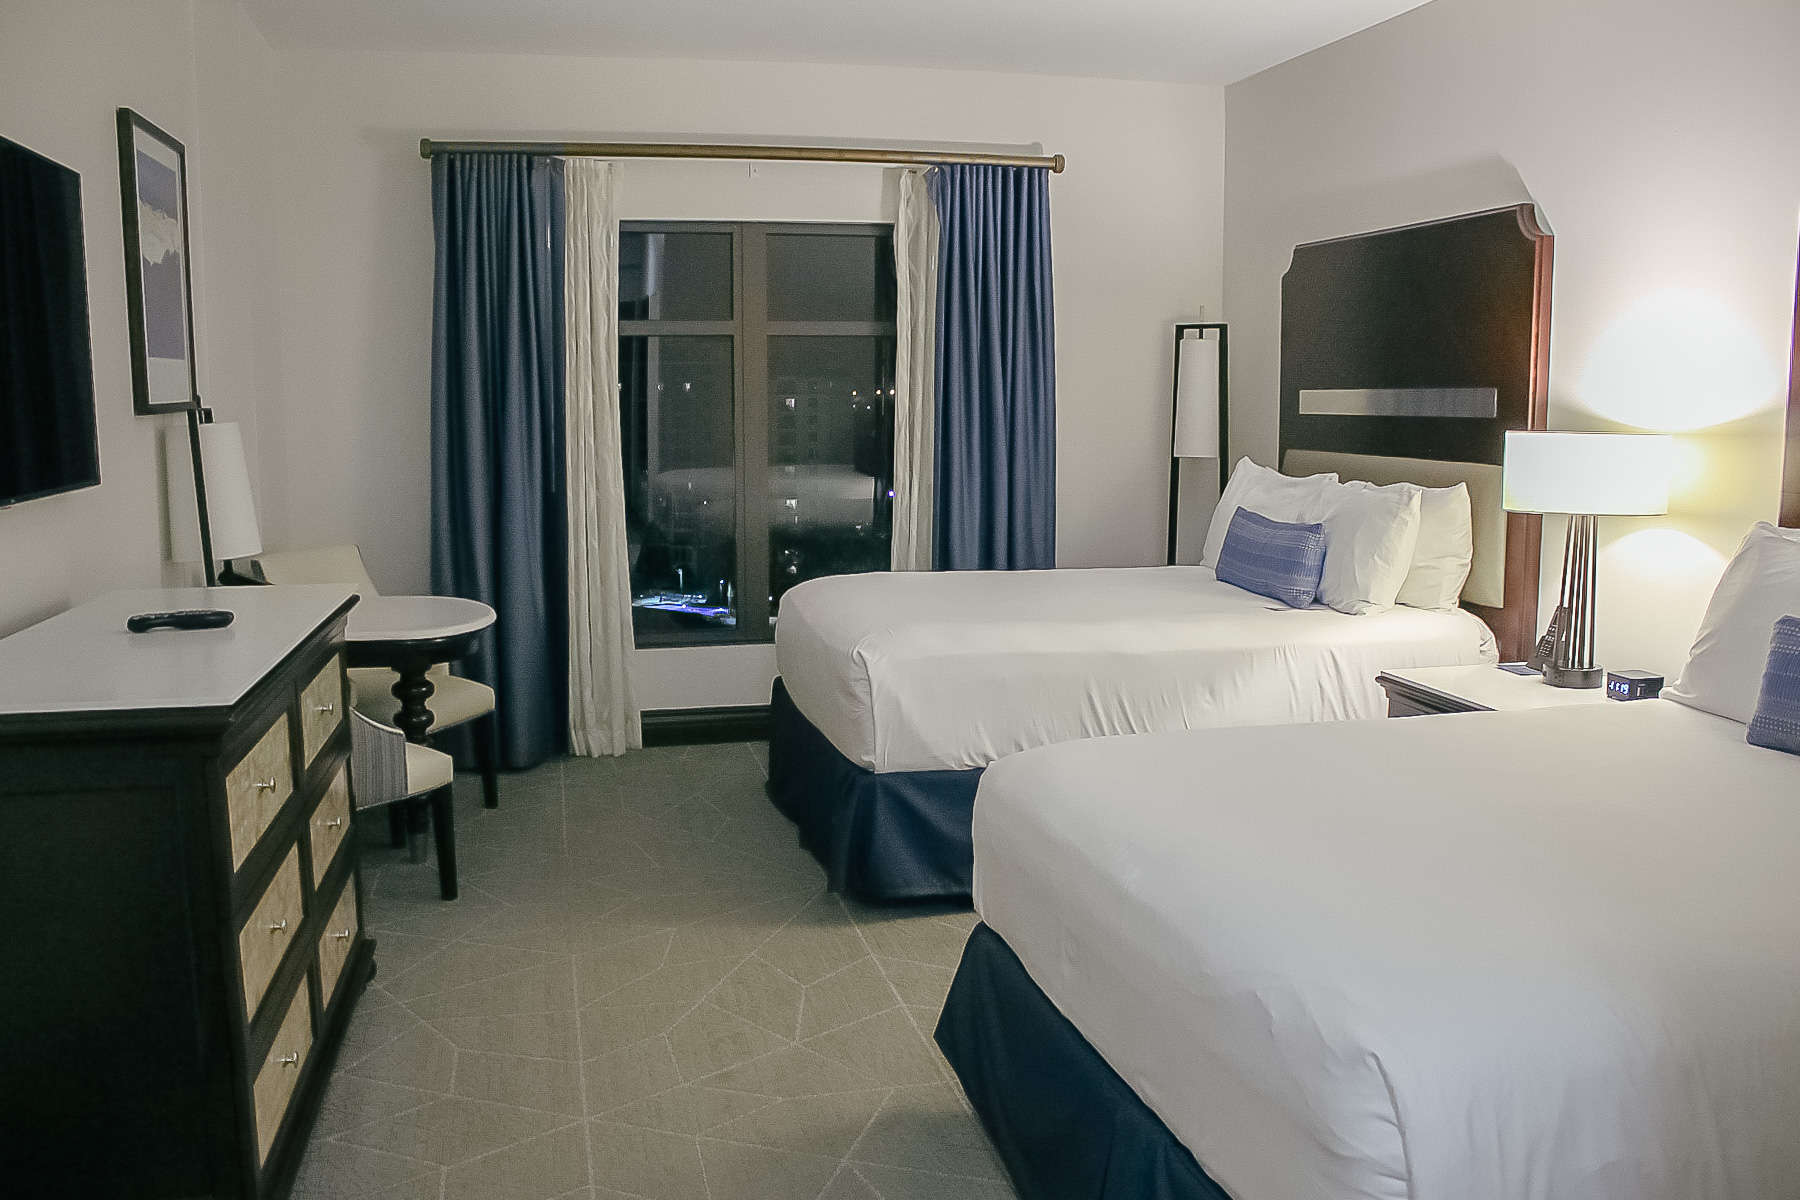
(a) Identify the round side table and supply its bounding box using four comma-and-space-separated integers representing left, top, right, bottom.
345, 595, 496, 743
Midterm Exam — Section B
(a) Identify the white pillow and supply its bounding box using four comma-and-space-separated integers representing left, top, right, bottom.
1308, 480, 1423, 614
1202, 457, 1339, 567
1664, 522, 1800, 724
1336, 479, 1473, 610
1395, 482, 1474, 610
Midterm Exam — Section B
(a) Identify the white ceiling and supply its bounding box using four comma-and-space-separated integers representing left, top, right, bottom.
238, 0, 1434, 85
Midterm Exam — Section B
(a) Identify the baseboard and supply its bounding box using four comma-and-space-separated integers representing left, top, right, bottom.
641, 704, 770, 746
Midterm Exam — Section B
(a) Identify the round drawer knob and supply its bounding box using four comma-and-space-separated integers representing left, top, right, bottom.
313, 702, 336, 715
278, 1052, 299, 1068
332, 928, 353, 941
267, 919, 288, 934
322, 817, 345, 830
253, 777, 277, 792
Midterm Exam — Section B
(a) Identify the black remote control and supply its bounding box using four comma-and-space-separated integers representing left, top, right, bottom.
126, 609, 236, 633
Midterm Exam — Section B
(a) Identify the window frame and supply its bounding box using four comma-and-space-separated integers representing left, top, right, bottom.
620, 220, 897, 648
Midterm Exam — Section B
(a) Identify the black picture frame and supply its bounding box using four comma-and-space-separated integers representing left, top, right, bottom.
116, 107, 198, 415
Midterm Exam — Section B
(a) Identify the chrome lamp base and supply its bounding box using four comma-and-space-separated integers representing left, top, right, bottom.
1542, 661, 1605, 689
1542, 512, 1605, 690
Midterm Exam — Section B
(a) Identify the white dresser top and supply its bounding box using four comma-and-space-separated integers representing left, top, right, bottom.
0, 585, 357, 715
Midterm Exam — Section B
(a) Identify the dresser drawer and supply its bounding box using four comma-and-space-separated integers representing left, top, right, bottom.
251, 984, 313, 1166
239, 847, 304, 1021
226, 715, 293, 870
307, 765, 352, 885
298, 654, 345, 771
1385, 693, 1444, 718
316, 881, 360, 1009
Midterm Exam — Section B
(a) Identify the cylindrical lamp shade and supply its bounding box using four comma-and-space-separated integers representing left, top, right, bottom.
166, 421, 264, 562
1173, 335, 1221, 459
1501, 431, 1673, 515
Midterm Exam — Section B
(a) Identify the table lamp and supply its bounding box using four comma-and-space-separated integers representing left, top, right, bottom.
1502, 431, 1673, 688
166, 415, 264, 586
1167, 323, 1229, 563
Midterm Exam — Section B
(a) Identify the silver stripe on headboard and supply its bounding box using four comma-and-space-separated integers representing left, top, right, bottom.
1297, 387, 1498, 418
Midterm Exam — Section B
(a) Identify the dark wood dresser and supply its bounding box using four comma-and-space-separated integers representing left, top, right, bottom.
0, 585, 377, 1198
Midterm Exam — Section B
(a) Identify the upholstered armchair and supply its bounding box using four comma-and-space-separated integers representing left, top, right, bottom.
349, 709, 459, 899
248, 545, 501, 808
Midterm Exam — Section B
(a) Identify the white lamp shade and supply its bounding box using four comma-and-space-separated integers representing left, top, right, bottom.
167, 421, 264, 562
1501, 430, 1673, 516
1173, 335, 1221, 459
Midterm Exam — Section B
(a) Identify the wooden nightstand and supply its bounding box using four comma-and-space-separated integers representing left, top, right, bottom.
1376, 664, 1618, 717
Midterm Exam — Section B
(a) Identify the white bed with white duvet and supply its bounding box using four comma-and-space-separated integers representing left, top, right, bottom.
768, 453, 1528, 899
777, 561, 1497, 773
944, 521, 1800, 1200
972, 701, 1800, 1200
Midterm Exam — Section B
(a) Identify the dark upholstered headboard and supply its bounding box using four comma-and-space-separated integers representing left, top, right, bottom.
1278, 204, 1552, 660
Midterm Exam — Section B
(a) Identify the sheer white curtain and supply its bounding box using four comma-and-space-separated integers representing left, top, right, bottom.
564, 159, 641, 756
891, 168, 940, 571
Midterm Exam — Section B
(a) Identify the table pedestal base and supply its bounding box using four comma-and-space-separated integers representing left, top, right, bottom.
389, 656, 439, 746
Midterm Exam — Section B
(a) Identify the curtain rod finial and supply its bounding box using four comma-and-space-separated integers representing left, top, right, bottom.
419, 138, 434, 160
1052, 154, 1065, 174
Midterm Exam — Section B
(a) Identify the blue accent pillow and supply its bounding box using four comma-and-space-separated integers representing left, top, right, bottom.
1747, 615, 1800, 755
1215, 508, 1327, 609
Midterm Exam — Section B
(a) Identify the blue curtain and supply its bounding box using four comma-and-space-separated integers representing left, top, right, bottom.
929, 164, 1057, 570
430, 153, 568, 769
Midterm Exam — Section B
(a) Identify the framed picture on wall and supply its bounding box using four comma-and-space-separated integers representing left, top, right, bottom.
116, 108, 198, 415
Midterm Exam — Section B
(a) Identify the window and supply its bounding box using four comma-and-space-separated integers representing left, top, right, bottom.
620, 223, 897, 646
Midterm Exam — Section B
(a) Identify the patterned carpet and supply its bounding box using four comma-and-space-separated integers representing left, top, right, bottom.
292, 741, 1015, 1200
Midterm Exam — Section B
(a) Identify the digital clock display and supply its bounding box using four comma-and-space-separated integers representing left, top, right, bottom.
1606, 671, 1662, 701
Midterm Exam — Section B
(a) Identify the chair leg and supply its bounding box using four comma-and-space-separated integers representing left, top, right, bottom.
478, 713, 500, 809
430, 785, 458, 901
406, 796, 429, 864
387, 805, 407, 849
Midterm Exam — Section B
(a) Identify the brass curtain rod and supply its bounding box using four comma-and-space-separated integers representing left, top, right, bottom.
417, 138, 1065, 173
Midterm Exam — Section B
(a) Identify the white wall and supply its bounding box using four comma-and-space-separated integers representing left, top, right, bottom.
189, 0, 285, 508
1224, 0, 1800, 678
0, 0, 278, 635
252, 49, 1224, 706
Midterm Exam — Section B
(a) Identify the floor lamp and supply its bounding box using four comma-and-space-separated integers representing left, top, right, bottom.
1501, 431, 1672, 688
1168, 323, 1229, 564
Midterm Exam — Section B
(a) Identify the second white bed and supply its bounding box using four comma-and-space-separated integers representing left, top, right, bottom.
776, 564, 1497, 772
973, 700, 1800, 1200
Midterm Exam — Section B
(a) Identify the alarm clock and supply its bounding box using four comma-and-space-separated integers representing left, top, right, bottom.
1605, 670, 1663, 701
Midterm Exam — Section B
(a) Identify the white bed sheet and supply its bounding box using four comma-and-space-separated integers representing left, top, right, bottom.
973, 701, 1800, 1200
776, 565, 1497, 772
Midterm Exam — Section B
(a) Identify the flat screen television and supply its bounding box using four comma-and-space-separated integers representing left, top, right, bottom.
0, 135, 100, 507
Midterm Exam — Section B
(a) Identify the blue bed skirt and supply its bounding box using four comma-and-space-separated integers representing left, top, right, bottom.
937, 922, 1231, 1200
767, 677, 982, 901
